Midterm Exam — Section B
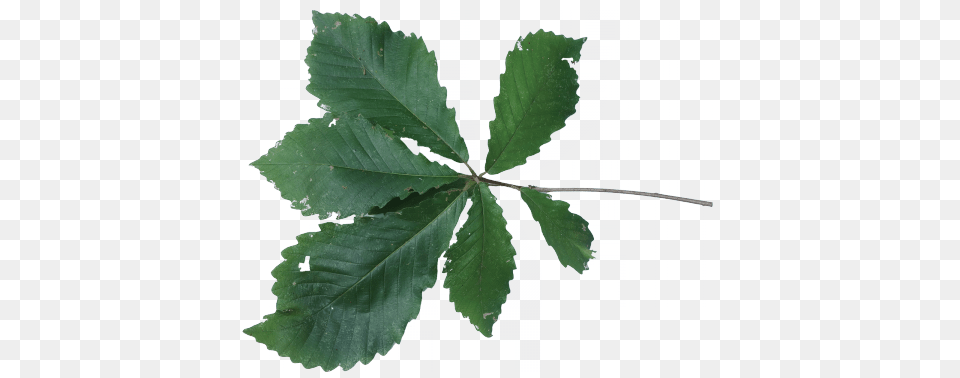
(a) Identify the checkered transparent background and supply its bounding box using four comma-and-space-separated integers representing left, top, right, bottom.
6, 0, 960, 377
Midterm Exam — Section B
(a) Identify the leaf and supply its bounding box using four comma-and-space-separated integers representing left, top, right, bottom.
251, 113, 460, 220
244, 12, 723, 373
306, 12, 470, 163
520, 188, 595, 273
442, 183, 517, 337
243, 180, 473, 371
368, 178, 470, 215
484, 30, 586, 175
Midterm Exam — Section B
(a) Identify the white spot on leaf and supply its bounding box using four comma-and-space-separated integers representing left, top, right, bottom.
299, 256, 311, 272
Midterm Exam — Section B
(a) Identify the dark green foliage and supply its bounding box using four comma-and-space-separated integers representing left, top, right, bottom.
243, 183, 471, 371
443, 183, 518, 337
251, 113, 460, 220
305, 12, 469, 163
520, 188, 596, 273
248, 12, 598, 371
485, 30, 586, 175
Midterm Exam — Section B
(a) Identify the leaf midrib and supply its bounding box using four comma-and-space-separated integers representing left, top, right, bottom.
477, 185, 487, 314
255, 162, 460, 179
326, 23, 466, 163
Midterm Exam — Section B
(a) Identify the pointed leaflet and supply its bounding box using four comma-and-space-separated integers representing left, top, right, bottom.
251, 113, 460, 220
484, 30, 586, 175
442, 183, 517, 337
244, 180, 472, 371
520, 188, 596, 274
306, 12, 469, 163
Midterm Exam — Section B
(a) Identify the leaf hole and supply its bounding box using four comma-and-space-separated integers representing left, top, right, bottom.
299, 256, 311, 272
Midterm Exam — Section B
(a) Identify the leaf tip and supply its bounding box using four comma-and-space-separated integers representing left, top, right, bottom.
473, 323, 494, 338
242, 322, 263, 338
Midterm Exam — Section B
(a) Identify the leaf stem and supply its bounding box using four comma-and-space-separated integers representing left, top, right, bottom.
469, 175, 713, 207
463, 162, 479, 181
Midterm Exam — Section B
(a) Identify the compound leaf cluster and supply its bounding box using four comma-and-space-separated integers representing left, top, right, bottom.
246, 12, 593, 371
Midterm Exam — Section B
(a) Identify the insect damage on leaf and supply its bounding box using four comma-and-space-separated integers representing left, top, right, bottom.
298, 256, 310, 272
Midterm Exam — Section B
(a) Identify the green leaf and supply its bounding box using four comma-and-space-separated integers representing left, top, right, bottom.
243, 180, 472, 371
520, 188, 595, 273
306, 12, 470, 163
251, 113, 460, 220
484, 30, 586, 175
442, 183, 517, 337
368, 179, 470, 215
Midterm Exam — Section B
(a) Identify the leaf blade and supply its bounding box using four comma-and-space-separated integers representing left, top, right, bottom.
306, 12, 469, 163
520, 188, 595, 273
251, 113, 460, 219
484, 30, 586, 175
368, 179, 470, 215
244, 180, 473, 371
442, 183, 517, 337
